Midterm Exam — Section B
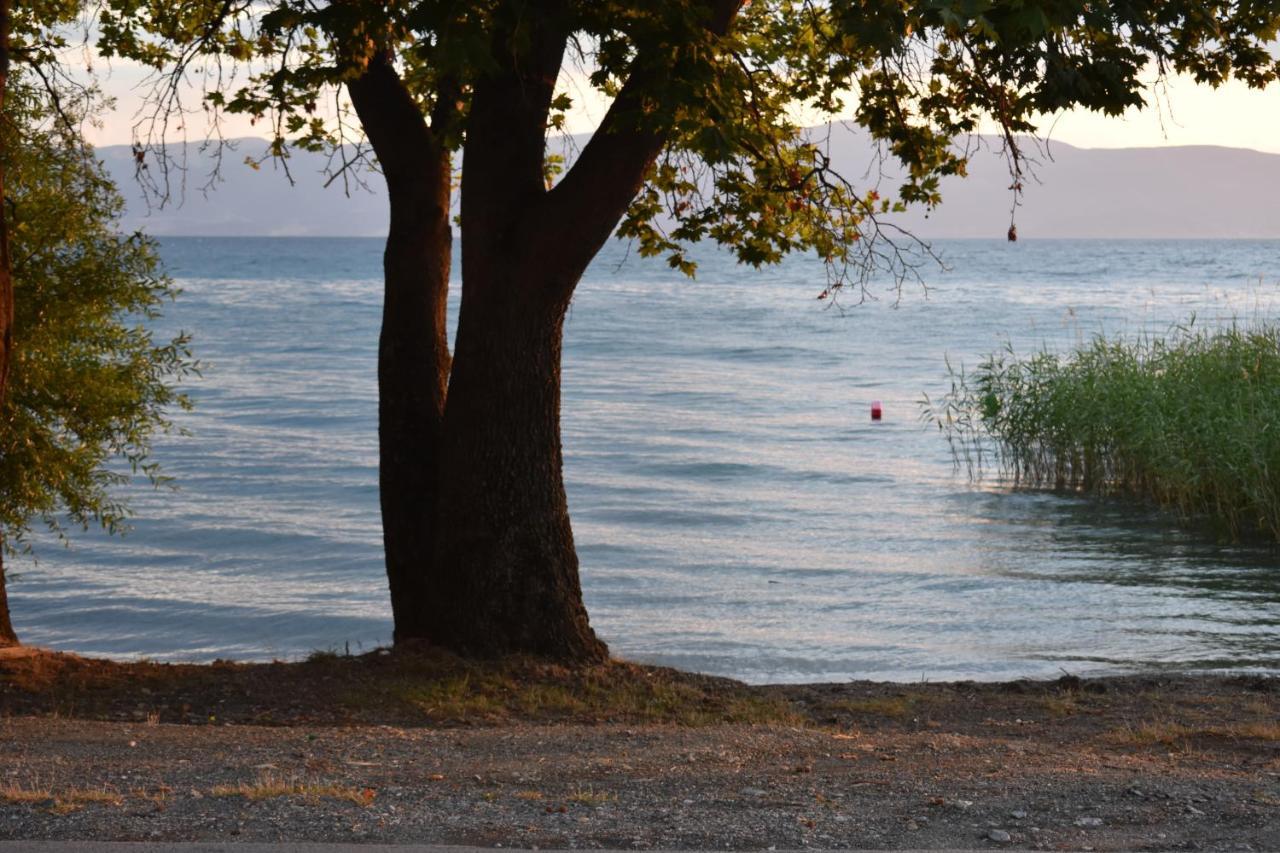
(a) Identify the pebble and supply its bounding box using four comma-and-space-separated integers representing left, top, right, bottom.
739, 787, 767, 798
1075, 816, 1104, 827
987, 829, 1012, 843
1010, 810, 1027, 819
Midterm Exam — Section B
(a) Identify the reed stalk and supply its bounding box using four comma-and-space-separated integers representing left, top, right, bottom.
924, 320, 1280, 541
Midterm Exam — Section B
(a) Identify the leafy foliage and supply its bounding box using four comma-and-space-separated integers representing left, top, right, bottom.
0, 74, 196, 553
96, 1, 1280, 297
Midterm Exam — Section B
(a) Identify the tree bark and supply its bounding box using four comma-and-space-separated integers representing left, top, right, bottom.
406, 4, 606, 661
431, 268, 605, 660
348, 54, 452, 642
0, 0, 18, 647
0, 551, 15, 646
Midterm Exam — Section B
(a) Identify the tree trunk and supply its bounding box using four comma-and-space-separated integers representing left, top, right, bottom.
348, 57, 453, 643
0, 0, 18, 648
346, 2, 743, 660
0, 551, 16, 646
375, 161, 451, 642
428, 269, 606, 661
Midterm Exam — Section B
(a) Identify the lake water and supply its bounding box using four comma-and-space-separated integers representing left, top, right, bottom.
10, 238, 1280, 682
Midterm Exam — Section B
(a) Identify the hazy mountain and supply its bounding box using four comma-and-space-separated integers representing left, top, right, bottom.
874, 139, 1280, 239
98, 142, 390, 238
99, 132, 1280, 240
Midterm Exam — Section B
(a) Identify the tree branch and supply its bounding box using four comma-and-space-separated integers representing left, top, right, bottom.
533, 0, 744, 281
461, 0, 572, 248
346, 49, 435, 186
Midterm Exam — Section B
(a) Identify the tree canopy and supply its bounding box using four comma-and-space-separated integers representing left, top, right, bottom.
0, 67, 196, 643
88, 0, 1280, 661
101, 1, 1280, 287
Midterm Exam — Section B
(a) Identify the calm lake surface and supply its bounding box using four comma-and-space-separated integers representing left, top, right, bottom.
11, 238, 1280, 682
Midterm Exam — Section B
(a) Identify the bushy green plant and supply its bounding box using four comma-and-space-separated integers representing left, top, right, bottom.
0, 78, 196, 553
926, 320, 1280, 541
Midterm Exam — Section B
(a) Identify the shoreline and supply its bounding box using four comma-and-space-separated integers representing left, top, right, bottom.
7, 641, 1275, 686
1, 647, 1277, 849
1, 644, 1277, 728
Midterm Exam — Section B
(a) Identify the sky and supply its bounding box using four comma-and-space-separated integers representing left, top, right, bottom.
1040, 76, 1280, 154
84, 57, 1280, 156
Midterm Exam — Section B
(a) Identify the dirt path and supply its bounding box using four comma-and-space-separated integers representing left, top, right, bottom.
1, 651, 1277, 849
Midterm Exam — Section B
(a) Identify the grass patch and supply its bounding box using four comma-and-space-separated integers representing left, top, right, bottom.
567, 785, 616, 806
1106, 720, 1198, 749
0, 784, 123, 812
820, 695, 918, 719
1105, 719, 1280, 748
926, 321, 1280, 540
210, 773, 374, 805
0, 784, 54, 804
1230, 720, 1280, 740
1036, 694, 1080, 718
0, 646, 799, 728
382, 655, 800, 725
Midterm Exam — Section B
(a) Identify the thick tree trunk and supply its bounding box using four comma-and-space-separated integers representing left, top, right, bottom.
344, 2, 744, 660
429, 273, 606, 661
0, 0, 17, 648
375, 162, 451, 642
348, 57, 452, 643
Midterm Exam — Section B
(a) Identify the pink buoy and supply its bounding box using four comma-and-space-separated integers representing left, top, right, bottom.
871, 400, 883, 421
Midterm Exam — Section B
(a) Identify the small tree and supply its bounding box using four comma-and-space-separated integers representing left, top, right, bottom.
0, 73, 196, 645
100, 1, 1279, 660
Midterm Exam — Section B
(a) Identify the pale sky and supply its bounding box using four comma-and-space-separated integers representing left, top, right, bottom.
85, 59, 1280, 156
1042, 76, 1280, 154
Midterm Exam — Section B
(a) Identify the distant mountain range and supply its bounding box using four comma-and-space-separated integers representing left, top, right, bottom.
98, 131, 1280, 240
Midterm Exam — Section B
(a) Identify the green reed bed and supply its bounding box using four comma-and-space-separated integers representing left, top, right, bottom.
925, 321, 1280, 541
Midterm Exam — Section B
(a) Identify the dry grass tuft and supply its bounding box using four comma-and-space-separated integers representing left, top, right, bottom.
1105, 719, 1280, 748
567, 784, 616, 806
0, 784, 53, 804
819, 694, 918, 719
1226, 720, 1280, 740
210, 773, 374, 805
1036, 695, 1080, 717
0, 783, 123, 813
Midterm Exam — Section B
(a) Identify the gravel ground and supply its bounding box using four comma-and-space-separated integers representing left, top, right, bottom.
2, 705, 1277, 851
2, 651, 1277, 850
